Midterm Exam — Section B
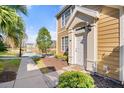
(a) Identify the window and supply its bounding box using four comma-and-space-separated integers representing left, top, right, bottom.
64, 9, 71, 25
61, 36, 68, 52
62, 14, 65, 27
61, 6, 75, 28
64, 36, 68, 51
62, 37, 65, 51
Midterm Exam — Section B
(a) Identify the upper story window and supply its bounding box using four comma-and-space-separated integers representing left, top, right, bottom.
61, 6, 75, 28
62, 14, 65, 27
64, 9, 71, 25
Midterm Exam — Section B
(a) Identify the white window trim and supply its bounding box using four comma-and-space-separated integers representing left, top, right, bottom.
61, 36, 68, 52
61, 7, 73, 29
61, 37, 64, 52
61, 14, 65, 28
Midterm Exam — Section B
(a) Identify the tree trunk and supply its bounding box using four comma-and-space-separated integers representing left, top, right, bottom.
19, 39, 22, 57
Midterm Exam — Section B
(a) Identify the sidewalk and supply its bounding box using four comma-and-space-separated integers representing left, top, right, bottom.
0, 57, 48, 88
14, 57, 48, 88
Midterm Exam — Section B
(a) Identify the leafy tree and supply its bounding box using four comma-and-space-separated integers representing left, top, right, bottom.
36, 27, 52, 53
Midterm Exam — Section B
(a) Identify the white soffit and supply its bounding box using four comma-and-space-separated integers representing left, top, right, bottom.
66, 6, 99, 29
69, 17, 85, 29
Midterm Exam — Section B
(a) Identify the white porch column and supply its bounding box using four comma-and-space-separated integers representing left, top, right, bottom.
119, 7, 124, 83
68, 29, 75, 64
86, 22, 97, 72
93, 22, 98, 72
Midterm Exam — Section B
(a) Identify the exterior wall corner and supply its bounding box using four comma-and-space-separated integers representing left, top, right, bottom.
119, 7, 124, 82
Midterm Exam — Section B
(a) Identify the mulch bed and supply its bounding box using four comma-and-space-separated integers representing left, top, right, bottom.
91, 74, 124, 88
39, 66, 57, 74
0, 71, 16, 83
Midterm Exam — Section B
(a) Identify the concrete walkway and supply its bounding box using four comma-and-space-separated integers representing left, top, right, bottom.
14, 57, 48, 88
0, 57, 48, 88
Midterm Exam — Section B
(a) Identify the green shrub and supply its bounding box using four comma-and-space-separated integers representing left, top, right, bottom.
32, 56, 41, 62
55, 54, 63, 59
62, 55, 68, 61
47, 50, 56, 55
63, 51, 68, 61
55, 54, 68, 61
58, 71, 95, 88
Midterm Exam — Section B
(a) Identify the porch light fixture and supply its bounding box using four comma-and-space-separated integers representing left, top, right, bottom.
85, 24, 94, 33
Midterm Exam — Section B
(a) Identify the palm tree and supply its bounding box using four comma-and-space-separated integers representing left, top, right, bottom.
0, 6, 19, 33
8, 5, 28, 16
0, 5, 28, 57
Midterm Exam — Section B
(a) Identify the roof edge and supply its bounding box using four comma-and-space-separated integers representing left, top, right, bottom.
56, 5, 72, 18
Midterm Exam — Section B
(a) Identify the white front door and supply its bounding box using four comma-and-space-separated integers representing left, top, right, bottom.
75, 35, 84, 66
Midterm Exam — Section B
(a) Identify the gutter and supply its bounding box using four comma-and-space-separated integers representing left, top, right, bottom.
55, 5, 72, 18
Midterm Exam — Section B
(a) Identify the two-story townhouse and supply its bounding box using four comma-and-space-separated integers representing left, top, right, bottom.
56, 5, 75, 54
56, 5, 124, 84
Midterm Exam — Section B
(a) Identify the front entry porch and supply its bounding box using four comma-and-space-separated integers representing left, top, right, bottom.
67, 9, 98, 72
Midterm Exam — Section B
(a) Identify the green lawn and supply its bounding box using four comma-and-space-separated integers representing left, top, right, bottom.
0, 52, 17, 56
0, 59, 20, 73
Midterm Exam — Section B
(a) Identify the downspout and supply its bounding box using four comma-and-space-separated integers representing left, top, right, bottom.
84, 23, 91, 70
84, 26, 88, 70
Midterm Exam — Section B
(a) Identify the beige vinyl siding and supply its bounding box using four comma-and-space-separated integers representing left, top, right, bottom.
56, 16, 68, 54
97, 6, 120, 80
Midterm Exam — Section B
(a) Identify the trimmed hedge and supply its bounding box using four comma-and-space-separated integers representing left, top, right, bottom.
58, 71, 95, 88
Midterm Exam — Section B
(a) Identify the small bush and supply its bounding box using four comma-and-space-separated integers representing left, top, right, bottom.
32, 56, 41, 62
63, 51, 68, 62
55, 54, 63, 59
47, 50, 56, 55
55, 54, 68, 61
58, 71, 95, 88
62, 55, 68, 61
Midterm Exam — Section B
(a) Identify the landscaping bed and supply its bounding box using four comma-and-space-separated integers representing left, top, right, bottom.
90, 74, 124, 88
0, 59, 20, 83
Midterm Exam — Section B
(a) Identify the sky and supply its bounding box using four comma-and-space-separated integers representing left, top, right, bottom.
22, 5, 62, 44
